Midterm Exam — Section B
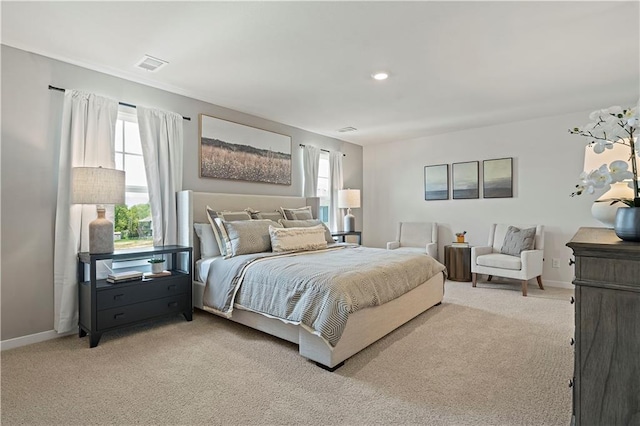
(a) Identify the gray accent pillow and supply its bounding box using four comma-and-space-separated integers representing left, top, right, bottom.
217, 219, 283, 258
280, 219, 334, 243
501, 226, 536, 256
205, 206, 252, 256
194, 223, 221, 258
280, 206, 313, 220
249, 210, 285, 222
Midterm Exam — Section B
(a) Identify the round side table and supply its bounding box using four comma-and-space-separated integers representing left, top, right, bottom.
444, 245, 472, 282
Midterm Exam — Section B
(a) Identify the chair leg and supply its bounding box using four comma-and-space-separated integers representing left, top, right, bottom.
521, 280, 528, 297
487, 275, 493, 282
472, 273, 477, 287
536, 276, 544, 290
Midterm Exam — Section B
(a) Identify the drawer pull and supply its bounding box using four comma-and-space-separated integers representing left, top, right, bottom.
114, 313, 126, 320
113, 294, 124, 301
167, 284, 177, 291
568, 379, 574, 388
168, 301, 178, 308
570, 297, 575, 304
569, 258, 575, 266
570, 338, 575, 346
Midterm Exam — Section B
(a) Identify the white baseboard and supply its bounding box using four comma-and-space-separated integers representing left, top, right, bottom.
1, 329, 73, 351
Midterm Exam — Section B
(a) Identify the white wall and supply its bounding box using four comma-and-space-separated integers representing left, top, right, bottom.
363, 109, 636, 287
0, 45, 363, 341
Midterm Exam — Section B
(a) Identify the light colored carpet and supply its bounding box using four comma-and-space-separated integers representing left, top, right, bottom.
1, 280, 574, 425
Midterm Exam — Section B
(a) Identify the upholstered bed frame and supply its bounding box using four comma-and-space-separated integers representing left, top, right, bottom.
177, 190, 444, 370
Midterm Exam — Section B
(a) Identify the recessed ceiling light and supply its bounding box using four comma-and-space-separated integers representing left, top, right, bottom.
372, 72, 389, 81
338, 127, 357, 133
135, 55, 169, 72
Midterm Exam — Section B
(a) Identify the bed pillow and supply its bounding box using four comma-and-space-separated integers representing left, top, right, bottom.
280, 219, 334, 244
500, 226, 536, 256
206, 206, 252, 256
280, 206, 314, 220
193, 223, 221, 258
269, 225, 328, 253
246, 209, 285, 222
216, 219, 283, 258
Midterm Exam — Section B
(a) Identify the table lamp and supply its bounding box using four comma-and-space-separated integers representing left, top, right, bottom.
72, 167, 125, 254
338, 189, 360, 232
583, 144, 636, 228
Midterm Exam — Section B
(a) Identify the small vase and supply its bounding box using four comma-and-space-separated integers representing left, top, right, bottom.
151, 262, 165, 273
614, 207, 640, 242
456, 235, 465, 243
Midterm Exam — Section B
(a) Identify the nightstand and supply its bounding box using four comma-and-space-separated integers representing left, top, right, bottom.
444, 244, 471, 282
331, 231, 362, 245
77, 245, 192, 348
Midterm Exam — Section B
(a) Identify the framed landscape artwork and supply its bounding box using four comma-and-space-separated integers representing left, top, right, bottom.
424, 164, 449, 201
199, 114, 292, 185
483, 157, 513, 198
452, 161, 479, 199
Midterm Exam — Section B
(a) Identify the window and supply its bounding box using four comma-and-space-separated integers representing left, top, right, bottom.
317, 151, 330, 223
113, 108, 153, 249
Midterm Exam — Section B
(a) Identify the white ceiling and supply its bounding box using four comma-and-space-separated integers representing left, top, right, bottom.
2, 1, 639, 146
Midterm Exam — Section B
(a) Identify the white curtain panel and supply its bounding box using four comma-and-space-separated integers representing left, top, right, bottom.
302, 144, 320, 198
329, 151, 344, 232
53, 90, 118, 333
137, 106, 184, 246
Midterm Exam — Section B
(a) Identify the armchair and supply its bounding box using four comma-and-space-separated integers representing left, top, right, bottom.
471, 224, 544, 296
386, 222, 438, 258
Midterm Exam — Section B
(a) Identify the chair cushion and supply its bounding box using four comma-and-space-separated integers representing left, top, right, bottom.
399, 222, 432, 248
500, 226, 536, 256
476, 253, 522, 270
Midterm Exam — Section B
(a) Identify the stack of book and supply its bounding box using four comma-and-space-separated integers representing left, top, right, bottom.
451, 242, 470, 247
106, 271, 143, 284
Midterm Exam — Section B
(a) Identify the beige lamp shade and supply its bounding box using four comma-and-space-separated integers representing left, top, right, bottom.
72, 167, 125, 254
72, 167, 125, 205
338, 189, 361, 209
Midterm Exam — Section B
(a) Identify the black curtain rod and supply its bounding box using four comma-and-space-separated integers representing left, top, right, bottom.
48, 85, 191, 121
299, 144, 346, 156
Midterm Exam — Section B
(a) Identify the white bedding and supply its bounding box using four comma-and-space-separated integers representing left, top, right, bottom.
194, 256, 221, 283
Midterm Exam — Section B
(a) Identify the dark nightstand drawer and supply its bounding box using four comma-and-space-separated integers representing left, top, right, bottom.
97, 278, 189, 310
97, 295, 188, 330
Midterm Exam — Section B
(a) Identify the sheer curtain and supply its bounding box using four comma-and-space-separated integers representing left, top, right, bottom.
53, 90, 118, 333
329, 151, 344, 232
302, 144, 321, 198
137, 106, 184, 246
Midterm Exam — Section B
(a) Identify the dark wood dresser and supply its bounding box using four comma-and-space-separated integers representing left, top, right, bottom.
566, 227, 640, 426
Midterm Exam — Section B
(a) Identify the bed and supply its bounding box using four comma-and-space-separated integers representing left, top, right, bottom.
177, 190, 445, 370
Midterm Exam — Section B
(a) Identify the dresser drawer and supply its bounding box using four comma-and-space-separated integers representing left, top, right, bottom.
97, 278, 190, 310
97, 295, 188, 330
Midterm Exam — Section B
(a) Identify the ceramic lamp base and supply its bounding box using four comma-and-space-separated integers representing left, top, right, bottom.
591, 182, 634, 228
89, 206, 114, 254
343, 214, 355, 232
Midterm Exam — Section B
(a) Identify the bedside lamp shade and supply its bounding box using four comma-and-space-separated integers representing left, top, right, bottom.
72, 167, 125, 254
338, 189, 360, 232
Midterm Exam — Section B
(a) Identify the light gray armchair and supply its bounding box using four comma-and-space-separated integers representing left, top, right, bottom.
471, 224, 544, 297
386, 222, 438, 258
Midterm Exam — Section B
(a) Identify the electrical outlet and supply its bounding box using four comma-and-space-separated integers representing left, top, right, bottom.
552, 258, 560, 268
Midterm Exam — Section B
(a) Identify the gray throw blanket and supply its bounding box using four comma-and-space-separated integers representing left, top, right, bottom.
203, 245, 445, 346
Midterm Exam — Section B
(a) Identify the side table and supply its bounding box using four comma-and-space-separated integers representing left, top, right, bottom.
331, 231, 362, 245
444, 245, 471, 282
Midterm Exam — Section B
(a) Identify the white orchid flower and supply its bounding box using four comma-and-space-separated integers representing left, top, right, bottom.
608, 160, 634, 182
592, 140, 613, 154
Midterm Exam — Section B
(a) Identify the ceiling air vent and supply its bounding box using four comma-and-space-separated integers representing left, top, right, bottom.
135, 55, 169, 72
338, 127, 357, 133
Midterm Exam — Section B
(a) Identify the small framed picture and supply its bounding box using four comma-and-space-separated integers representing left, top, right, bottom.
424, 164, 449, 201
483, 157, 513, 198
452, 161, 479, 199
